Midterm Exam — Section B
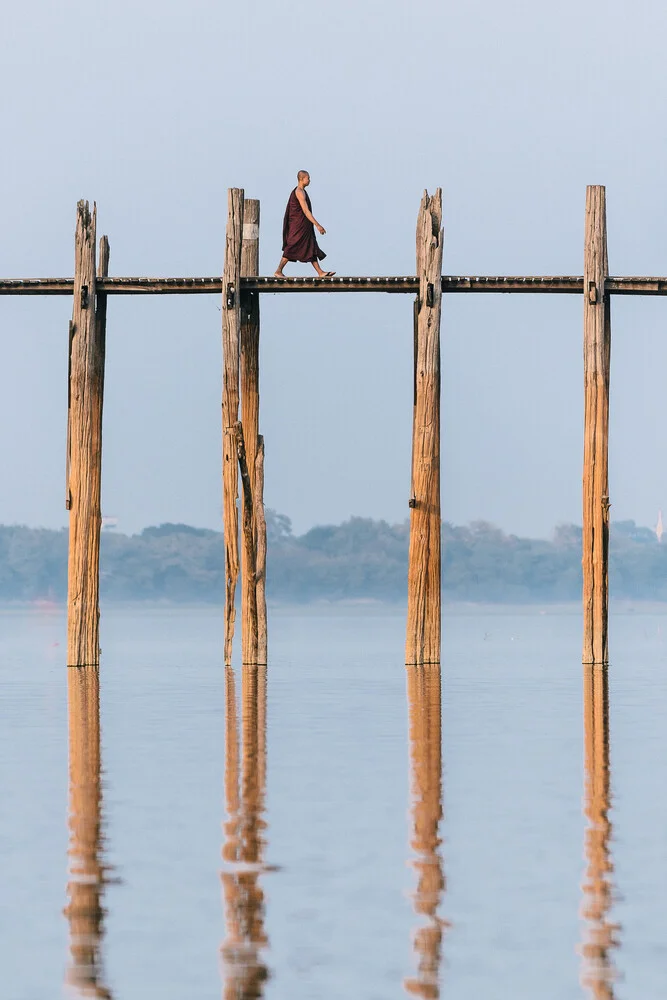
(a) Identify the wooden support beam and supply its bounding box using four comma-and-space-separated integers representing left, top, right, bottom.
406, 190, 443, 666
222, 189, 244, 666
236, 421, 258, 664
67, 202, 106, 667
240, 199, 265, 665
4, 273, 667, 296
582, 186, 611, 665
255, 436, 267, 666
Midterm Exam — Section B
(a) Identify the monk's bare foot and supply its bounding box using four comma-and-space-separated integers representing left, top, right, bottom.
273, 272, 287, 279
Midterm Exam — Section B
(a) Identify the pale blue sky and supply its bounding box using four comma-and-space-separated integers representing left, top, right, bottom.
1, 0, 667, 536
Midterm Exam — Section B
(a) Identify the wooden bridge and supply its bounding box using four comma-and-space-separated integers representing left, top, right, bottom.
3, 184, 653, 668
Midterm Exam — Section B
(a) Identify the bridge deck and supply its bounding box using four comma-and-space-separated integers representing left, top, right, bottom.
0, 275, 665, 295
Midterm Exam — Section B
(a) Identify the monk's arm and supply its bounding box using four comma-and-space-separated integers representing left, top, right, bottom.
295, 188, 326, 234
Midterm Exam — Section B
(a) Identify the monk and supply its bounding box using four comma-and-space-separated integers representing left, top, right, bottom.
275, 171, 335, 278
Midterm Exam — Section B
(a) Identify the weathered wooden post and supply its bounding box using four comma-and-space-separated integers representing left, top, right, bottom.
255, 436, 268, 664
66, 202, 107, 667
240, 199, 267, 665
406, 190, 443, 665
582, 186, 611, 665
222, 189, 244, 665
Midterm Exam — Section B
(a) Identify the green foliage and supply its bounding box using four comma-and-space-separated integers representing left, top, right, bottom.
1, 514, 667, 603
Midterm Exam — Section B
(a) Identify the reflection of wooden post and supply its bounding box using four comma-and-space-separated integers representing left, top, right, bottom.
67, 202, 107, 667
580, 665, 619, 999
222, 189, 244, 665
582, 186, 611, 665
221, 665, 269, 998
406, 190, 443, 666
405, 665, 446, 998
65, 666, 112, 998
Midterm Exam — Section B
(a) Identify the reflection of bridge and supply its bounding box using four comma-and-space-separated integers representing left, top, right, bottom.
221, 665, 270, 999
579, 665, 621, 999
64, 665, 113, 999
404, 666, 447, 998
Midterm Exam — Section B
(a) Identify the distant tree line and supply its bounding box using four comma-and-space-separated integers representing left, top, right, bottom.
0, 513, 665, 603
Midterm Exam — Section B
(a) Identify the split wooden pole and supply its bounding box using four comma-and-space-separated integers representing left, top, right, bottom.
406, 190, 444, 666
66, 202, 107, 667
240, 199, 267, 665
582, 186, 611, 665
222, 189, 244, 666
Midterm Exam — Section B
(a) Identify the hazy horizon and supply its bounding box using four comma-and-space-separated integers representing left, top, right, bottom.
3, 0, 667, 537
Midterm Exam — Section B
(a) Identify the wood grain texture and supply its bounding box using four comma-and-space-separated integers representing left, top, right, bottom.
236, 421, 258, 663
67, 201, 105, 667
254, 437, 268, 665
222, 189, 244, 665
582, 186, 610, 665
6, 273, 667, 296
406, 190, 443, 665
240, 199, 262, 664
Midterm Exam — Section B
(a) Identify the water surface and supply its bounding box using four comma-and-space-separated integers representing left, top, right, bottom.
1, 605, 666, 998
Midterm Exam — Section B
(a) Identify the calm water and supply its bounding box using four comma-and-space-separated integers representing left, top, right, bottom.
2, 604, 667, 999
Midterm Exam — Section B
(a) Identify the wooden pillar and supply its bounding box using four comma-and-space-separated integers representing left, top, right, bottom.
67, 202, 106, 667
240, 199, 267, 665
222, 189, 244, 665
255, 436, 268, 665
406, 190, 444, 665
582, 186, 611, 665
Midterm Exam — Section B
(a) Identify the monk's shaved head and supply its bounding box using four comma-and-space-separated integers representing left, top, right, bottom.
297, 170, 310, 182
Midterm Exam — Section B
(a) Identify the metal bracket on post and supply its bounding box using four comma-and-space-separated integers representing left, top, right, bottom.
226, 283, 235, 309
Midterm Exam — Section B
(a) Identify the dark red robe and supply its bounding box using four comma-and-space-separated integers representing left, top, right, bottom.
282, 188, 326, 263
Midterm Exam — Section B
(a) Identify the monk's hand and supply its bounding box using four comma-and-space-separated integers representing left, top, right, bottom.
317, 224, 326, 235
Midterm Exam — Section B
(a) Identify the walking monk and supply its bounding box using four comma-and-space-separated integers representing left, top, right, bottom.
275, 171, 336, 278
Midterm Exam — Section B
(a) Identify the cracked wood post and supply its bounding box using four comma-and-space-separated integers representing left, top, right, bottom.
406, 190, 443, 666
235, 421, 258, 662
240, 199, 265, 665
67, 202, 107, 667
222, 189, 244, 665
583, 186, 611, 665
255, 436, 267, 664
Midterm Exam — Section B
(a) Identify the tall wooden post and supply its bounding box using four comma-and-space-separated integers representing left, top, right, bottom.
255, 436, 268, 665
67, 202, 106, 667
406, 190, 443, 665
222, 189, 244, 665
582, 186, 611, 665
240, 199, 267, 665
